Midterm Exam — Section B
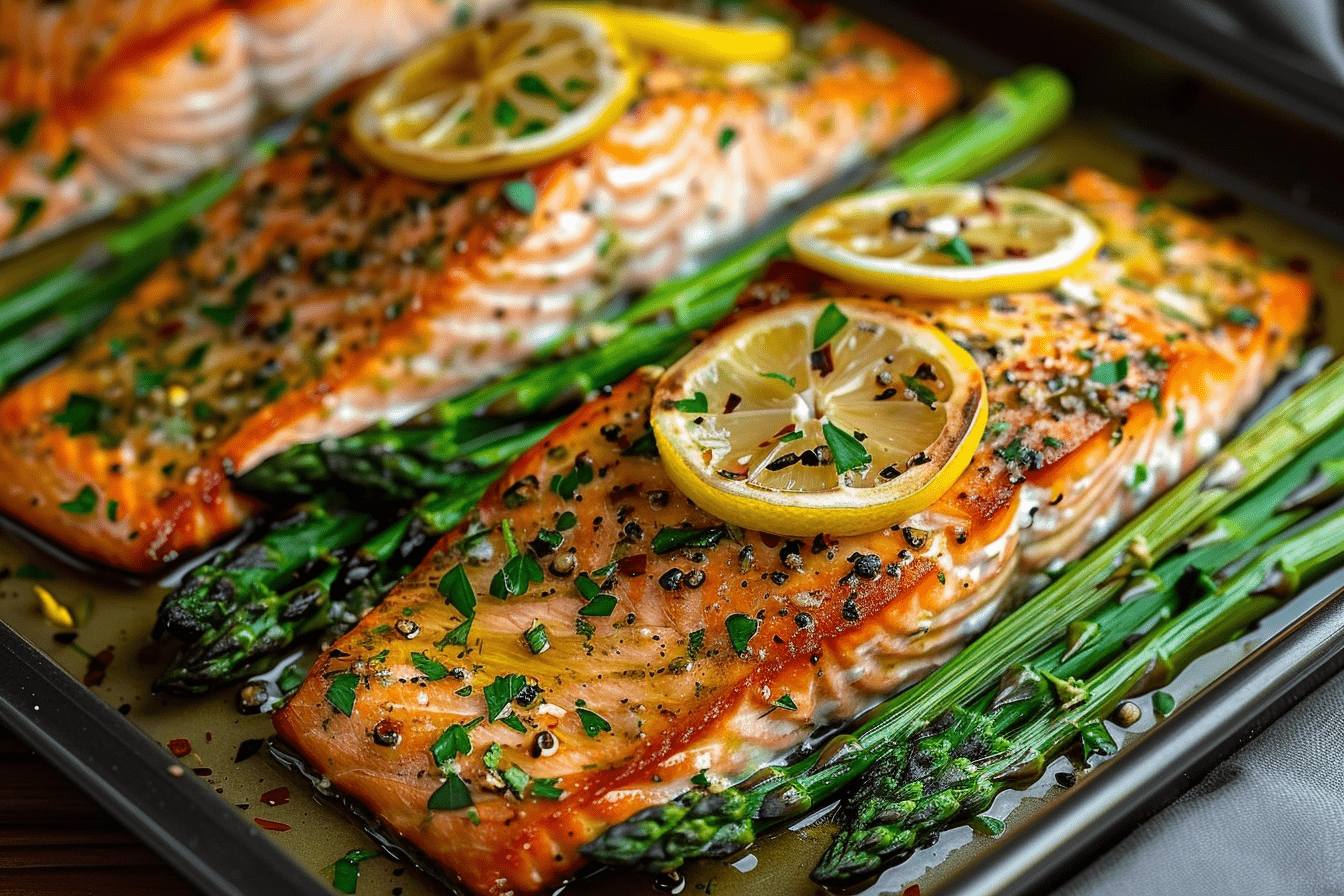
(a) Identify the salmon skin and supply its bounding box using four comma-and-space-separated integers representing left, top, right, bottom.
0, 8, 958, 573
272, 168, 1312, 896
0, 0, 516, 250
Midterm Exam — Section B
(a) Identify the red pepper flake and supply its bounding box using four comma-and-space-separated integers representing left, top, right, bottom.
83, 648, 114, 687
260, 786, 291, 807
167, 738, 192, 757
810, 345, 834, 377
723, 393, 742, 414
205, 732, 213, 743
1138, 155, 1179, 191
254, 817, 291, 832
1286, 256, 1312, 274
617, 554, 648, 577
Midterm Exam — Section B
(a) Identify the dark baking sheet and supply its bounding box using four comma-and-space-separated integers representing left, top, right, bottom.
3, 4, 1344, 896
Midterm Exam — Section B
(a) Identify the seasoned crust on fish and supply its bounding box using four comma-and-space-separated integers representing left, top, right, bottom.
0, 12, 957, 572
272, 169, 1312, 896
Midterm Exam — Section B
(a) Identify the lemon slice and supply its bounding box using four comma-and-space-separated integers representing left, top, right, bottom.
556, 3, 793, 65
652, 299, 987, 537
351, 7, 638, 181
788, 185, 1103, 300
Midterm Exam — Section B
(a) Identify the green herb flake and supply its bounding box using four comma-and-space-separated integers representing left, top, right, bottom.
771, 694, 798, 711
549, 460, 594, 500
687, 628, 705, 660
988, 420, 1011, 438
427, 773, 473, 811
438, 563, 477, 618
106, 499, 119, 523
1225, 306, 1259, 327
455, 684, 473, 697
1131, 464, 1149, 488
502, 179, 537, 215
691, 770, 711, 788
761, 372, 796, 388
52, 393, 106, 436
490, 521, 545, 598
532, 778, 564, 799
1043, 436, 1064, 449
673, 391, 709, 414
813, 303, 849, 349
501, 764, 531, 798
717, 126, 738, 151
484, 673, 527, 722
1152, 690, 1176, 716
429, 718, 481, 766
621, 429, 659, 457
331, 848, 378, 894
900, 374, 937, 409
1136, 197, 1159, 214
325, 672, 360, 717
494, 97, 520, 128
524, 621, 550, 654
1090, 356, 1129, 386
937, 235, 975, 266
651, 525, 727, 554
576, 706, 612, 737
7, 196, 44, 239
1173, 406, 1186, 437
437, 617, 472, 649
48, 147, 82, 181
2, 110, 40, 149
822, 421, 871, 475
725, 613, 758, 654
779, 430, 804, 443
556, 510, 578, 530
59, 486, 97, 515
411, 651, 450, 681
578, 594, 618, 617
16, 563, 53, 580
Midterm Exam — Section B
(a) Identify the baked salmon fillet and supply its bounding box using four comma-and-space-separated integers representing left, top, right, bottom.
0, 8, 958, 572
272, 169, 1312, 896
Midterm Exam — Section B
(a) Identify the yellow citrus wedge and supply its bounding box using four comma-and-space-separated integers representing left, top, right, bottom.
788, 184, 1103, 300
553, 2, 793, 65
652, 299, 987, 537
351, 6, 638, 181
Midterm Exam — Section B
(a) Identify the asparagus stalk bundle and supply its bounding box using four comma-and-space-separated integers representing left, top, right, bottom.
581, 357, 1344, 872
811, 425, 1344, 883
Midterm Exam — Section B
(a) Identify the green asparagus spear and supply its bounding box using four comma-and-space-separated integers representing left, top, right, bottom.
153, 494, 380, 644
814, 492, 1344, 884
156, 468, 503, 694
581, 357, 1344, 870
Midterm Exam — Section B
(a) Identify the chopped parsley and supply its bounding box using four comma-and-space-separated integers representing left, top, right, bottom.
576, 705, 612, 737
1225, 306, 1259, 327
687, 628, 705, 660
725, 613, 758, 654
1090, 356, 1129, 385
761, 371, 797, 388
427, 773, 473, 810
1043, 436, 1064, 449
324, 672, 360, 717
7, 196, 44, 239
813, 303, 849, 349
717, 126, 738, 151
901, 374, 937, 409
52, 393, 106, 436
411, 651, 450, 681
651, 524, 727, 554
673, 391, 708, 413
549, 459, 594, 499
937, 235, 975, 266
502, 178, 537, 215
523, 621, 550, 654
2, 110, 40, 149
771, 694, 798, 711
429, 718, 481, 766
490, 520, 544, 598
483, 673, 527, 722
59, 486, 97, 515
822, 421, 870, 475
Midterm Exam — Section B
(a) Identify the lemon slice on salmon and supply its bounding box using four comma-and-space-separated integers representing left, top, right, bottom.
788, 185, 1103, 300
351, 6, 638, 181
557, 3, 793, 65
652, 299, 987, 537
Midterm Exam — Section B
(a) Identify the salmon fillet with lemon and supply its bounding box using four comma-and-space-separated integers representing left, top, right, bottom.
0, 0, 515, 248
0, 8, 958, 572
272, 168, 1312, 896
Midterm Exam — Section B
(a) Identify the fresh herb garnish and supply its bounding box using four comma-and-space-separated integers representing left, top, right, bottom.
59, 486, 97, 515
822, 421, 870, 475
673, 391, 709, 413
484, 673, 527, 722
549, 460, 594, 500
2, 110, 40, 150
761, 372, 797, 388
1090, 356, 1129, 385
556, 510, 578, 530
938, 236, 975, 265
7, 196, 44, 239
813, 303, 849, 349
651, 525, 727, 554
52, 393, 106, 436
325, 672, 360, 717
771, 694, 798, 711
1225, 306, 1259, 327
430, 718, 481, 766
576, 706, 612, 737
427, 773, 473, 810
687, 628, 705, 660
524, 621, 550, 654
331, 848, 378, 894
490, 521, 544, 598
411, 651, 450, 681
725, 613, 759, 653
502, 179, 537, 215
717, 127, 738, 151
901, 374, 937, 409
